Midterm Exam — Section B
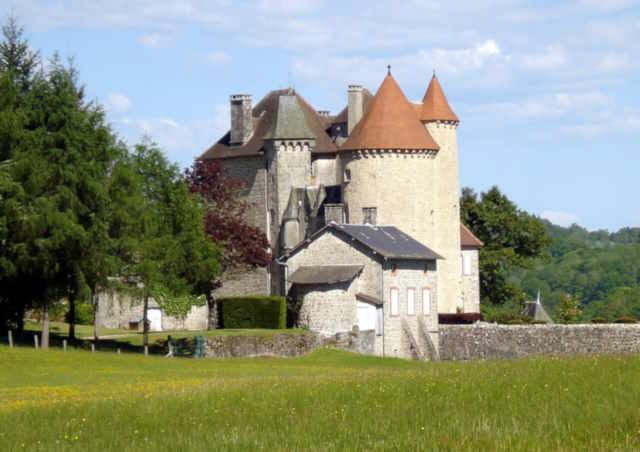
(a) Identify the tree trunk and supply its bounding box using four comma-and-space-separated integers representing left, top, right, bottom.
92, 287, 99, 343
68, 296, 76, 340
143, 294, 149, 347
17, 304, 25, 334
207, 291, 218, 330
41, 299, 50, 350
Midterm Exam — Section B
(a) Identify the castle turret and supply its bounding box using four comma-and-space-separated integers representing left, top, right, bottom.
420, 74, 462, 313
339, 71, 440, 257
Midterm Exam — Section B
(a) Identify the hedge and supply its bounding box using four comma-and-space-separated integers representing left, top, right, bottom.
219, 296, 286, 329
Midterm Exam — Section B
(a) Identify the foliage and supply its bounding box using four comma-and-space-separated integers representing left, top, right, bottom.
460, 186, 550, 307
186, 159, 270, 271
2, 347, 640, 450
556, 293, 581, 324
64, 301, 94, 325
220, 296, 286, 329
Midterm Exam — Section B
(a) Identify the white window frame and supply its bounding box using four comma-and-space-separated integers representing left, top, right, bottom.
422, 288, 431, 315
407, 288, 415, 316
462, 253, 472, 276
390, 287, 399, 317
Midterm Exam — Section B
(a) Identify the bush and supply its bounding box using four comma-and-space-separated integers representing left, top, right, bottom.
65, 301, 94, 325
591, 317, 608, 324
220, 296, 286, 329
614, 316, 637, 324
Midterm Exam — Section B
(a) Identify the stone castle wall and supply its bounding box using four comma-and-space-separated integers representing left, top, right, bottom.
439, 323, 640, 360
340, 150, 437, 249
426, 122, 462, 314
461, 249, 480, 313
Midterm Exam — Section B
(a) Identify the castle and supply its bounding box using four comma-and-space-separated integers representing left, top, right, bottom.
200, 69, 482, 358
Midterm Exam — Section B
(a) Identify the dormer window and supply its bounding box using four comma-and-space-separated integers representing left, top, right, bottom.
363, 207, 377, 225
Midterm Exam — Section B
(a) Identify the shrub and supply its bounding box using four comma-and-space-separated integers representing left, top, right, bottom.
219, 296, 286, 329
614, 316, 637, 324
65, 302, 94, 325
591, 317, 608, 324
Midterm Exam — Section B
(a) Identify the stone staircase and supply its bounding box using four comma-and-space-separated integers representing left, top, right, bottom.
402, 318, 440, 361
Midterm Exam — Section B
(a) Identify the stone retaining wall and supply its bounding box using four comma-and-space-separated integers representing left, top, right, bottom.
440, 323, 640, 360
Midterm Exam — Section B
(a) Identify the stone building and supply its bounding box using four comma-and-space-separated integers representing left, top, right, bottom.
200, 69, 483, 358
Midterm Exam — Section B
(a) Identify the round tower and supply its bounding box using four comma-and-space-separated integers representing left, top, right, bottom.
420, 74, 462, 314
339, 72, 440, 257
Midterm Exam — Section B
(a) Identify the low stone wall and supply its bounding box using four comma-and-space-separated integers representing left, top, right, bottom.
203, 332, 323, 358
440, 323, 640, 360
202, 329, 377, 358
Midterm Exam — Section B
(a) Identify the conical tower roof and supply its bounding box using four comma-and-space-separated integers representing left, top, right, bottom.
341, 73, 439, 151
421, 74, 459, 123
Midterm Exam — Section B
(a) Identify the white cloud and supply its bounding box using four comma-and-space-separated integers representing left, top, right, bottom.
115, 103, 229, 167
520, 46, 566, 70
541, 211, 581, 227
205, 51, 231, 65
105, 93, 132, 114
139, 32, 173, 48
596, 53, 630, 74
257, 0, 321, 14
577, 0, 639, 11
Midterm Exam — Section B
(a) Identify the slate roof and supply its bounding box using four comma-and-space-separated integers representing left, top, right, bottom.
333, 224, 442, 259
288, 265, 363, 284
420, 74, 459, 123
283, 222, 442, 261
199, 89, 337, 160
356, 292, 383, 307
340, 73, 439, 151
460, 223, 484, 248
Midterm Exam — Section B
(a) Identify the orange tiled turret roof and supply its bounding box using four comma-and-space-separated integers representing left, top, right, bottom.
340, 73, 439, 151
420, 74, 459, 123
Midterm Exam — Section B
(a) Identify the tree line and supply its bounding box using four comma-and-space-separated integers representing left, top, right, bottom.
0, 18, 269, 348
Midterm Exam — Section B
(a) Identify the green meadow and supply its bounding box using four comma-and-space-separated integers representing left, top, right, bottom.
0, 346, 639, 451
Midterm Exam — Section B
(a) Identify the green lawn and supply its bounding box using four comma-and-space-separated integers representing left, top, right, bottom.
0, 346, 639, 451
18, 321, 303, 354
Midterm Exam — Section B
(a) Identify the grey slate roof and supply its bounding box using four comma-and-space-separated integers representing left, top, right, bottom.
283, 222, 442, 261
288, 265, 363, 284
333, 224, 442, 260
264, 94, 316, 140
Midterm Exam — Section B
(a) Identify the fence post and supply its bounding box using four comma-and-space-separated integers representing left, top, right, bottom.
63, 339, 67, 352
144, 345, 149, 356
91, 343, 95, 353
8, 330, 13, 348
117, 348, 121, 355
34, 334, 39, 351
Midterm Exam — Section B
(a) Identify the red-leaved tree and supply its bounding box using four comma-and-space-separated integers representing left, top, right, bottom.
186, 159, 271, 328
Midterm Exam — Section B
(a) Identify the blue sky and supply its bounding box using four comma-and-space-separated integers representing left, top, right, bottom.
6, 0, 640, 231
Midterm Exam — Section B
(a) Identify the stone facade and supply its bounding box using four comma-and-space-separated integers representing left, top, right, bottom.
426, 121, 462, 314
382, 260, 439, 359
461, 249, 480, 313
439, 323, 640, 360
96, 290, 208, 331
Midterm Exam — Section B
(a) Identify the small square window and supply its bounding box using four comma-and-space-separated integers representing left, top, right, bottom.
363, 207, 377, 225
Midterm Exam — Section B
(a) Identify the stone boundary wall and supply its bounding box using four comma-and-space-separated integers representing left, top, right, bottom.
440, 323, 640, 360
202, 330, 376, 358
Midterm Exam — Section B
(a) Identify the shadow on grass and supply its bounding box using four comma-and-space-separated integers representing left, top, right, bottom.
8, 330, 196, 357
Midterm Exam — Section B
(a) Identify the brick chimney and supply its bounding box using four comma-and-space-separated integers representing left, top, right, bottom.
347, 85, 363, 135
229, 94, 253, 145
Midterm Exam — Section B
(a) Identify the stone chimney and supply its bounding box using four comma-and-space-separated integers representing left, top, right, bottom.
229, 94, 253, 145
347, 85, 363, 135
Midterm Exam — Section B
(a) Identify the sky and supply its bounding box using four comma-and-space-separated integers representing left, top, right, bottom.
4, 0, 640, 231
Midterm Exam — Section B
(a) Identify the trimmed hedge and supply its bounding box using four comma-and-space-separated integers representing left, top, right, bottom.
219, 296, 286, 329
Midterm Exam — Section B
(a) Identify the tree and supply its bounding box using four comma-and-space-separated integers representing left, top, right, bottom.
557, 293, 581, 324
186, 159, 270, 328
129, 142, 222, 347
0, 15, 39, 93
461, 186, 550, 308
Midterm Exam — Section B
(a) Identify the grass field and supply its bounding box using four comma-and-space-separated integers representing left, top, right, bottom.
19, 321, 303, 354
1, 346, 639, 451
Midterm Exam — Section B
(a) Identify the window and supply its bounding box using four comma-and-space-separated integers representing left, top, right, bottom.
310, 161, 316, 177
363, 207, 377, 225
423, 288, 431, 315
407, 288, 415, 315
390, 288, 399, 316
344, 168, 351, 182
462, 253, 472, 275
